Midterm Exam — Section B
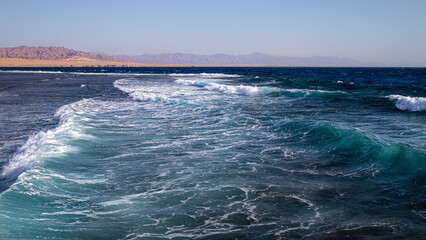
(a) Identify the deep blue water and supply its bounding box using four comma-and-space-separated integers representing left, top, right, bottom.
0, 67, 425, 239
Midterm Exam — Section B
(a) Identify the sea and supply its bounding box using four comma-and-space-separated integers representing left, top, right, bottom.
0, 67, 424, 239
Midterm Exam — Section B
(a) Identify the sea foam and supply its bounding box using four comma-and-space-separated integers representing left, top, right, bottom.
169, 73, 241, 78
281, 88, 347, 96
113, 79, 174, 103
175, 79, 276, 96
388, 95, 426, 111
0, 100, 94, 180
175, 79, 345, 97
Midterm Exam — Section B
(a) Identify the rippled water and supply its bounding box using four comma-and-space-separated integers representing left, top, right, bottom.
0, 67, 425, 239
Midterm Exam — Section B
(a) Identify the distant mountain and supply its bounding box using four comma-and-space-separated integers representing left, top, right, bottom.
0, 46, 117, 62
0, 46, 373, 67
114, 52, 372, 67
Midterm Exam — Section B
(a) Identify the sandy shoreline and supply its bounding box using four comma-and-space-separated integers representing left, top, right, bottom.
0, 57, 181, 67
0, 57, 267, 67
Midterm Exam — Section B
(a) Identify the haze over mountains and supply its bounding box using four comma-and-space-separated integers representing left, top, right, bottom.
115, 52, 371, 67
0, 46, 373, 67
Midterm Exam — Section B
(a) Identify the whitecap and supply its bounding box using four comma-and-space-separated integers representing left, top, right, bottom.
1, 117, 80, 180
0, 98, 108, 181
175, 79, 276, 96
388, 95, 426, 111
169, 73, 241, 78
282, 88, 347, 96
113, 78, 178, 103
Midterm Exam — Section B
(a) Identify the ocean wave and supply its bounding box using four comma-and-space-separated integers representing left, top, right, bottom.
169, 73, 241, 78
175, 79, 276, 96
275, 120, 426, 178
176, 79, 346, 98
277, 88, 348, 97
1, 97, 144, 185
388, 95, 426, 112
0, 99, 98, 181
113, 79, 177, 103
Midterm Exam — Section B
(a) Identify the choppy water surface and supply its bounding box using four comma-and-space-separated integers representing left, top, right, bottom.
0, 67, 425, 239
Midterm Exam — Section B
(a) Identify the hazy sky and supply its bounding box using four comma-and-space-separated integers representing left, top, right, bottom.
1, 0, 426, 66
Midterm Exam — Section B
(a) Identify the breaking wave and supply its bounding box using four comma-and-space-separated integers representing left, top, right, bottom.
176, 79, 347, 98
175, 79, 277, 96
388, 95, 426, 112
169, 73, 241, 78
113, 79, 177, 103
0, 99, 99, 181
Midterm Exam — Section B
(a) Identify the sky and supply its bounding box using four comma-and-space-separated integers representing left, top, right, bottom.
1, 0, 426, 66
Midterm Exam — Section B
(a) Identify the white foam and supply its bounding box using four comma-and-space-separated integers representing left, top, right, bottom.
0, 98, 103, 180
1, 117, 77, 180
283, 88, 347, 95
42, 210, 91, 216
113, 78, 178, 103
169, 73, 241, 78
175, 79, 346, 97
388, 95, 426, 111
176, 79, 275, 96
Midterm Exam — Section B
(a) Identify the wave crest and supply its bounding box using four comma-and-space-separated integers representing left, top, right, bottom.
114, 79, 177, 103
176, 79, 347, 98
275, 120, 426, 178
0, 99, 101, 181
176, 79, 276, 96
169, 73, 241, 78
388, 95, 426, 112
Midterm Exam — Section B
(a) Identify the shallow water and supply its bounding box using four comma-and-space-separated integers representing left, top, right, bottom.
0, 67, 425, 239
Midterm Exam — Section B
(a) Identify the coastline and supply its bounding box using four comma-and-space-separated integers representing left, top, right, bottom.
1, 58, 422, 68
0, 57, 178, 67
0, 58, 261, 67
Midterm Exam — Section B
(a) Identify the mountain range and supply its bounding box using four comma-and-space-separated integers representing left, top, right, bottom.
0, 46, 373, 67
114, 52, 371, 67
0, 46, 117, 62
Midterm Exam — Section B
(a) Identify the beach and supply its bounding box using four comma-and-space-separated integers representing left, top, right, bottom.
0, 57, 169, 67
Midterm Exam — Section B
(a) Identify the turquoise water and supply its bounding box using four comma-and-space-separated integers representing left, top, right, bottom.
0, 68, 425, 239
